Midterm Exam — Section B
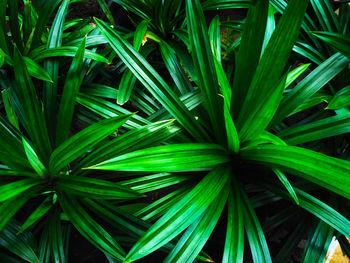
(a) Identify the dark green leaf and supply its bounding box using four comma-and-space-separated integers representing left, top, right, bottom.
94, 18, 210, 142
59, 193, 125, 261
124, 165, 231, 262
241, 144, 350, 199
49, 114, 131, 175
12, 47, 52, 164
186, 0, 224, 143
327, 85, 350, 109
57, 175, 142, 199
88, 143, 230, 172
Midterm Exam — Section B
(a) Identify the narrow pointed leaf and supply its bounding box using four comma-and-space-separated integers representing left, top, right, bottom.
272, 168, 299, 205
238, 0, 309, 135
117, 20, 149, 105
124, 165, 231, 262
19, 197, 53, 234
231, 0, 269, 119
241, 188, 272, 263
94, 18, 210, 142
0, 188, 39, 232
327, 85, 350, 109
12, 47, 52, 164
44, 0, 70, 141
186, 0, 224, 143
55, 36, 86, 146
271, 53, 350, 126
59, 193, 125, 261
223, 179, 244, 263
0, 220, 40, 263
22, 137, 47, 177
164, 184, 229, 263
50, 114, 131, 175
277, 113, 350, 145
78, 120, 179, 170
0, 179, 41, 202
57, 176, 142, 199
241, 144, 350, 199
88, 144, 230, 172
301, 220, 334, 263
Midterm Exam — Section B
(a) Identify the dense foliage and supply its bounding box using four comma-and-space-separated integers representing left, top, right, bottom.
0, 0, 350, 262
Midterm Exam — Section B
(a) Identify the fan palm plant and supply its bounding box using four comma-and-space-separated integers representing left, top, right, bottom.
0, 1, 181, 262
1, 0, 350, 262
89, 0, 350, 261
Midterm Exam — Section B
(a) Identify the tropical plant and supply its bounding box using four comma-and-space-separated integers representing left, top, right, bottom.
1, 0, 350, 262
0, 1, 178, 262
83, 0, 350, 262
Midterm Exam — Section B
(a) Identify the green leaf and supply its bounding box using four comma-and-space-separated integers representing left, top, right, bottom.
77, 93, 150, 129
262, 3, 276, 52
285, 63, 310, 89
58, 193, 125, 261
124, 165, 231, 262
231, 0, 269, 120
241, 187, 272, 263
78, 120, 179, 170
268, 185, 350, 238
0, 187, 39, 232
208, 15, 221, 61
293, 41, 325, 65
222, 179, 244, 263
19, 197, 53, 234
164, 184, 229, 263
159, 41, 192, 96
271, 53, 350, 126
88, 143, 230, 172
44, 0, 70, 142
302, 220, 334, 263
0, 220, 40, 263
0, 51, 53, 82
49, 114, 131, 175
310, 0, 340, 33
55, 36, 86, 146
312, 31, 350, 58
94, 17, 210, 142
57, 175, 142, 200
201, 0, 250, 10
241, 144, 350, 199
277, 113, 350, 145
12, 47, 52, 164
239, 72, 287, 142
97, 0, 116, 24
0, 179, 41, 202
48, 209, 67, 263
83, 198, 147, 239
272, 168, 299, 205
8, 0, 24, 51
186, 0, 224, 144
237, 0, 309, 141
111, 0, 149, 20
22, 137, 47, 177
1, 89, 19, 130
22, 57, 53, 82
0, 0, 11, 54
117, 19, 149, 105
327, 85, 350, 109
120, 172, 190, 194
29, 46, 109, 63
134, 187, 189, 222
30, 0, 62, 50
22, 1, 36, 45
212, 45, 240, 153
